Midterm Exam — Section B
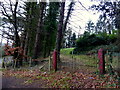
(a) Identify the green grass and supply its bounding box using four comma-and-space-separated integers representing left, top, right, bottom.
61, 48, 74, 55
0, 68, 7, 71
61, 48, 98, 68
73, 55, 98, 67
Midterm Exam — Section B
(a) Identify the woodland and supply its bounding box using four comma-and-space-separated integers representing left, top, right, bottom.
0, 0, 120, 88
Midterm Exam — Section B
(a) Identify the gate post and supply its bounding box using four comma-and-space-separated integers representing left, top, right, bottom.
98, 48, 105, 74
53, 50, 57, 71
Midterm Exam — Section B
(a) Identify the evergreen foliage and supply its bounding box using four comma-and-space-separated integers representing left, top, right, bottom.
73, 32, 117, 54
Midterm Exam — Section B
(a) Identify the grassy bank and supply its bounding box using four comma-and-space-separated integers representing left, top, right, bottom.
61, 48, 98, 68
61, 48, 74, 55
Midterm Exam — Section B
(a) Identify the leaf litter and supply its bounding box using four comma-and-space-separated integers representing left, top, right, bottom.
2, 69, 119, 88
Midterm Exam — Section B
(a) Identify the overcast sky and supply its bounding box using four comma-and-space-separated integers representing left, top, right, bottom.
66, 0, 101, 35
0, 0, 101, 43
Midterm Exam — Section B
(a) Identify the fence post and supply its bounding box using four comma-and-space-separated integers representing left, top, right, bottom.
98, 48, 105, 74
29, 57, 32, 67
53, 50, 57, 71
49, 53, 52, 71
2, 57, 5, 68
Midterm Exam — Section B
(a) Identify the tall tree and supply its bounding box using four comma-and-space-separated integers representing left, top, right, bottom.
62, 1, 74, 48
71, 32, 76, 47
56, 1, 65, 62
91, 1, 120, 50
13, 0, 20, 47
33, 2, 46, 59
1, 0, 21, 47
66, 27, 72, 48
0, 0, 23, 67
63, 1, 74, 34
85, 20, 95, 34
114, 2, 120, 51
43, 2, 59, 57
22, 2, 39, 61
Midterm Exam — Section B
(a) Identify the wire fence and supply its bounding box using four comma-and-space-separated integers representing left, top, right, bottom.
105, 51, 120, 75
57, 53, 98, 73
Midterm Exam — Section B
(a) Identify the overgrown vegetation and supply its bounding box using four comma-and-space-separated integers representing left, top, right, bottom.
61, 48, 74, 55
61, 48, 98, 68
1, 0, 120, 88
73, 32, 117, 54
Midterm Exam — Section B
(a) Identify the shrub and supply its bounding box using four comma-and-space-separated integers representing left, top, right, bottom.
73, 32, 117, 54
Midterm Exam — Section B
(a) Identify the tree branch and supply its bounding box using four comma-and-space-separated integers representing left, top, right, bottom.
78, 0, 89, 12
0, 33, 14, 41
1, 4, 13, 24
9, 0, 14, 15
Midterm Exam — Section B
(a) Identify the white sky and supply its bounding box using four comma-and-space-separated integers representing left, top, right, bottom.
66, 0, 101, 35
0, 0, 101, 43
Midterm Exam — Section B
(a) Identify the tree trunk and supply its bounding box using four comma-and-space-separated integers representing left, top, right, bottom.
62, 2, 74, 48
24, 32, 29, 61
56, 1, 65, 62
13, 1, 20, 47
13, 1, 21, 67
43, 33, 48, 58
63, 2, 74, 33
21, 29, 27, 49
33, 2, 46, 59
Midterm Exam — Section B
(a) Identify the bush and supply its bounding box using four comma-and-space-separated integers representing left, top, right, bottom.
73, 32, 117, 54
87, 45, 119, 55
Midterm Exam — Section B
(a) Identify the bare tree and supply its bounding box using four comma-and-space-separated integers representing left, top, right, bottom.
63, 1, 74, 33
0, 0, 23, 67
62, 1, 74, 48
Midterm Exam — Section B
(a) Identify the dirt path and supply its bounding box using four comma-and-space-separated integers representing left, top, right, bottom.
2, 76, 26, 88
2, 75, 47, 88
